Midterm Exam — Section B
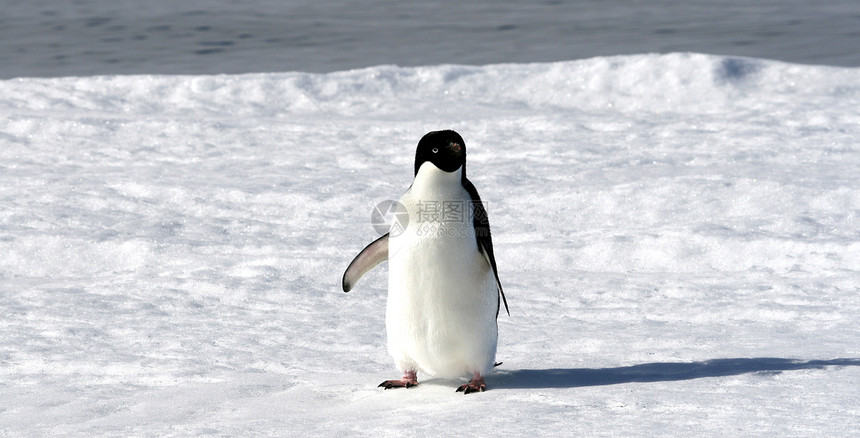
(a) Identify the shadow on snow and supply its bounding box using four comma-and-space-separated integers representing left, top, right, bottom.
495, 358, 860, 389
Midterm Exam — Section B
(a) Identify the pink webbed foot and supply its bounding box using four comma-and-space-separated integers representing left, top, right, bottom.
378, 370, 418, 390
456, 373, 486, 394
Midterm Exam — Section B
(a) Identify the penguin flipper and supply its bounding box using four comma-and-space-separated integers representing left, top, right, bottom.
464, 177, 509, 317
342, 233, 389, 292
479, 240, 510, 316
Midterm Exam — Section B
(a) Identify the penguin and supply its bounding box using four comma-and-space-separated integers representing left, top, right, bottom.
342, 130, 508, 394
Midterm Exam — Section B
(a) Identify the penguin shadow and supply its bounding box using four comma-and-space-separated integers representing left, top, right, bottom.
493, 357, 860, 389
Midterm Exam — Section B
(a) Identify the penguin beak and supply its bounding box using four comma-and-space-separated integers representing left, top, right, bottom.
449, 142, 461, 153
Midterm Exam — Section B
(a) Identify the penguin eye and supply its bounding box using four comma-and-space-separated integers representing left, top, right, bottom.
431, 147, 439, 153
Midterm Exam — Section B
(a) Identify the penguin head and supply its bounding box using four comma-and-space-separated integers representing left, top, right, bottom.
413, 130, 467, 176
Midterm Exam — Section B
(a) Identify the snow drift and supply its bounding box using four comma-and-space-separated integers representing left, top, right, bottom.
1, 53, 858, 436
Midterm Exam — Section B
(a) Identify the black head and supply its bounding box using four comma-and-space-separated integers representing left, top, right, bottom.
413, 130, 467, 176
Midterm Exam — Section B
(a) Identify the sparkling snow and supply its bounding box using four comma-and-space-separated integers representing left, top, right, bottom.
1, 53, 859, 436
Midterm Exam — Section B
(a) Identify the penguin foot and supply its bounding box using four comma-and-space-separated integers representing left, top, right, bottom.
378, 370, 418, 390
455, 374, 486, 394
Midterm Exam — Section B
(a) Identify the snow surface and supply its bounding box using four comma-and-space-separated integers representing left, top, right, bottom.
1, 53, 859, 436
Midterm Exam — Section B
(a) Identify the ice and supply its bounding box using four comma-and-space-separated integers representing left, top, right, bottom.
1, 53, 859, 436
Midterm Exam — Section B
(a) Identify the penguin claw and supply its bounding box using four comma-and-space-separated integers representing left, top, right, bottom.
378, 379, 419, 389
455, 375, 486, 394
378, 371, 419, 390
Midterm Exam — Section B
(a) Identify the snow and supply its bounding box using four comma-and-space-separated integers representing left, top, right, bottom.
1, 53, 859, 436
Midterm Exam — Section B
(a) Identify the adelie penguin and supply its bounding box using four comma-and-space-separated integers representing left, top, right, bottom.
343, 130, 509, 394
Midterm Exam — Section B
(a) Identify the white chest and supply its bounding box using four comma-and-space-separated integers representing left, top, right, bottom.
389, 163, 477, 261
384, 163, 498, 377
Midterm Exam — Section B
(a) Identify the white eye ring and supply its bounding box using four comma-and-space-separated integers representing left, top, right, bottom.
431, 147, 439, 153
